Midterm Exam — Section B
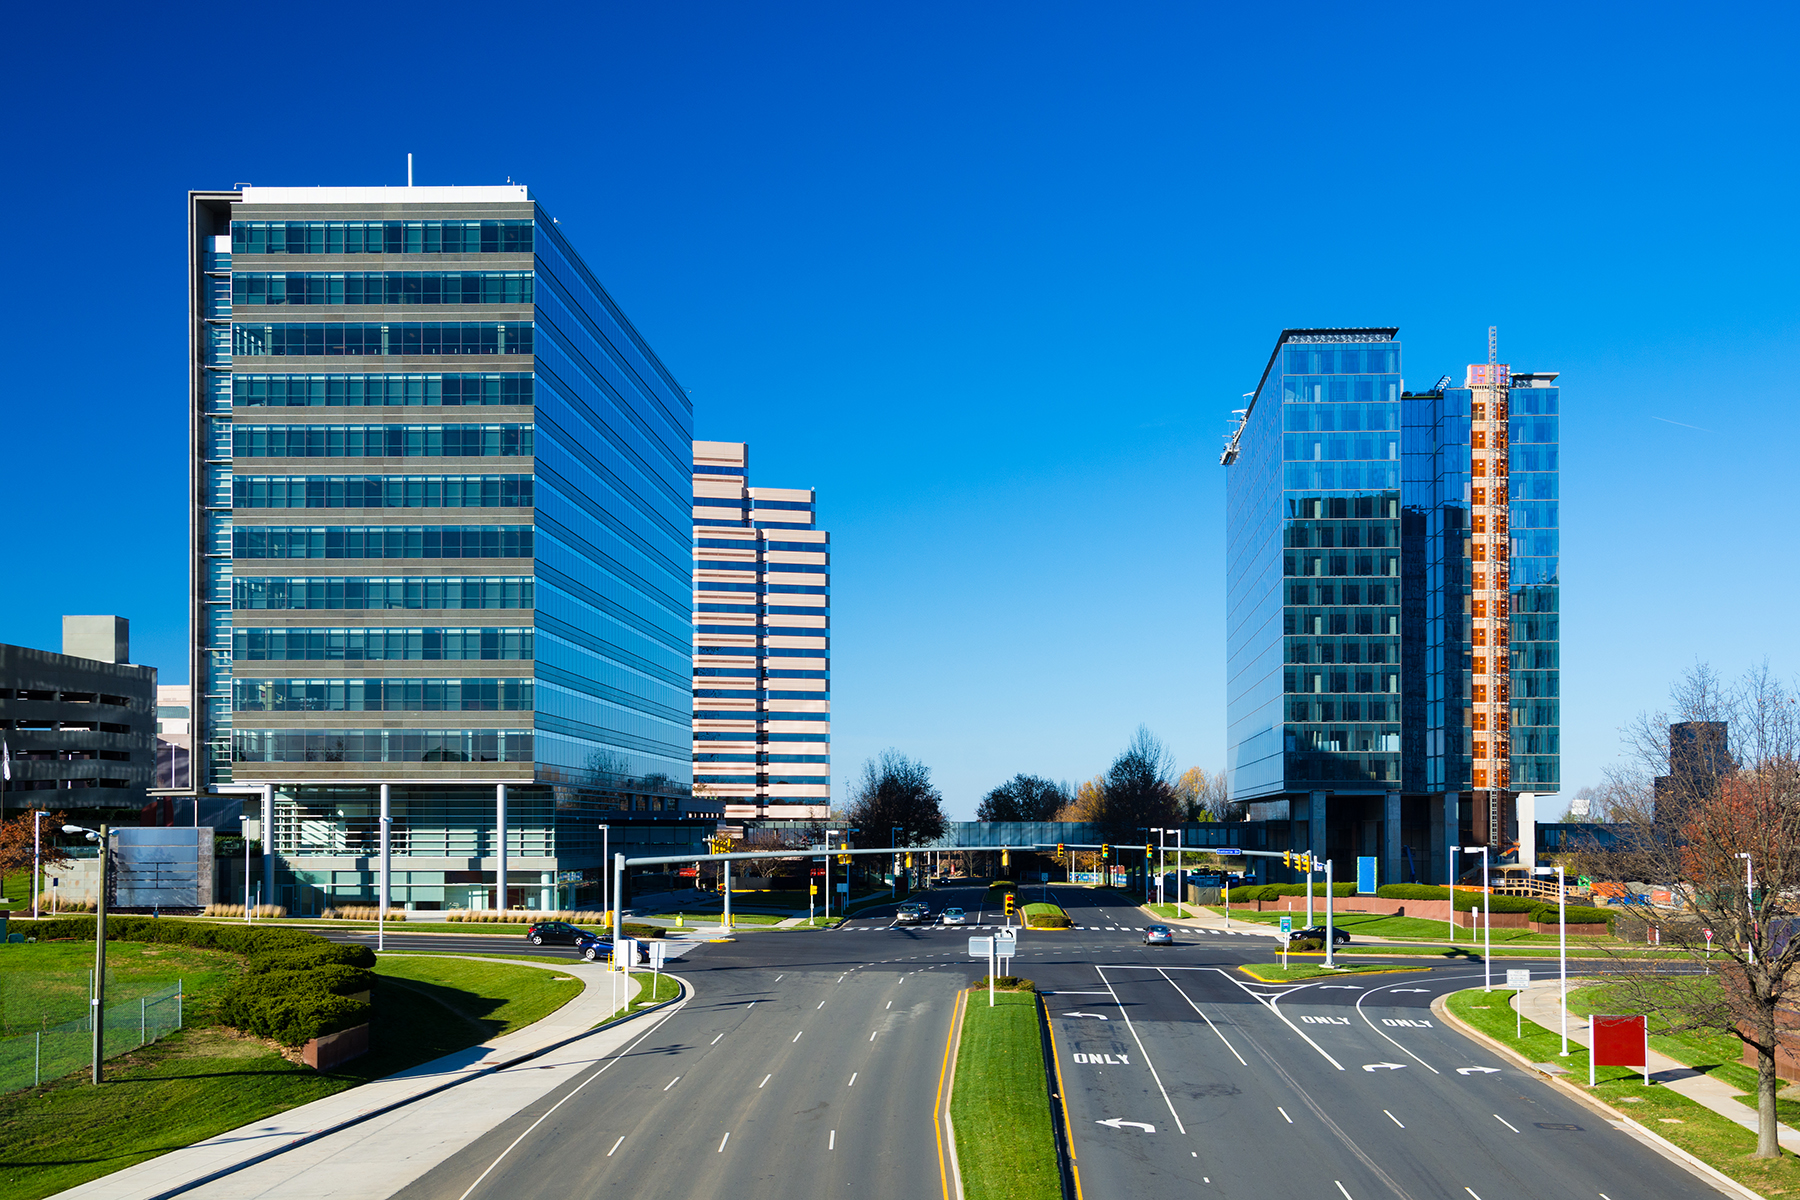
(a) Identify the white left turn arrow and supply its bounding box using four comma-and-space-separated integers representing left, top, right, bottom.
1062, 1012, 1110, 1020
1096, 1118, 1156, 1133
1457, 1066, 1501, 1075
1362, 1062, 1407, 1072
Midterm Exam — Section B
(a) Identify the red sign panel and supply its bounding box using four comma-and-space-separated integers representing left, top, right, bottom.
811, 867, 826, 876
676, 867, 699, 877
1592, 1015, 1647, 1067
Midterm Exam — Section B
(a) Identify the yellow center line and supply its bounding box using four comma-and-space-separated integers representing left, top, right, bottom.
934, 987, 963, 1200
1046, 1005, 1085, 1200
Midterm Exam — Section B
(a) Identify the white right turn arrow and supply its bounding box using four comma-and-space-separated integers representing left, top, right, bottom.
1457, 1066, 1502, 1075
1362, 1062, 1407, 1072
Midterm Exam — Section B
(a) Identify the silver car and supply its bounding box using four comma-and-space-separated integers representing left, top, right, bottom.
941, 907, 968, 926
1144, 924, 1174, 946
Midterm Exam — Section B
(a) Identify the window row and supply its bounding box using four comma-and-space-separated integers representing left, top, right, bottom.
1284, 605, 1400, 635
234, 627, 534, 661
233, 373, 533, 408
233, 424, 533, 458
1281, 403, 1401, 433
232, 220, 533, 256
233, 576, 533, 611
1285, 585, 1398, 609
1283, 346, 1399, 375
232, 729, 533, 763
232, 322, 533, 357
232, 677, 533, 712
234, 272, 532, 307
1285, 639, 1397, 665
1286, 670, 1400, 694
1284, 435, 1400, 463
232, 525, 533, 559
233, 475, 532, 509
1284, 521, 1394, 549
1285, 554, 1399, 579
1283, 463, 1401, 491
1289, 700, 1400, 723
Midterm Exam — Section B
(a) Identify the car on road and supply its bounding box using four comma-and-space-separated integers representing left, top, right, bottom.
525, 919, 589, 946
1287, 924, 1351, 946
941, 907, 968, 926
1144, 924, 1174, 946
894, 902, 929, 925
574, 932, 651, 963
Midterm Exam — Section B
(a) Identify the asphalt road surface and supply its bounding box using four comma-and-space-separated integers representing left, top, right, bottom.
379, 883, 1725, 1200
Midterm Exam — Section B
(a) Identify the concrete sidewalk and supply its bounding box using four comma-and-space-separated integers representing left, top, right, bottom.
1513, 978, 1800, 1153
53, 955, 671, 1200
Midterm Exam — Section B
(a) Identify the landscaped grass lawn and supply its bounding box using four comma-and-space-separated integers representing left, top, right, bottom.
952, 989, 1060, 1200
1446, 988, 1800, 1197
0, 941, 239, 1035
590, 969, 681, 1027
0, 955, 583, 1200
1145, 903, 1192, 920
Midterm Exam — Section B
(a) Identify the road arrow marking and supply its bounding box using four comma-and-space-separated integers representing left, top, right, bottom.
1457, 1066, 1501, 1075
1390, 988, 1430, 993
1096, 1118, 1156, 1133
1318, 985, 1364, 990
1362, 1062, 1407, 1071
1063, 1012, 1110, 1020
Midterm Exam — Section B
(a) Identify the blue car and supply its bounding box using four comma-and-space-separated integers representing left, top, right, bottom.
574, 932, 651, 963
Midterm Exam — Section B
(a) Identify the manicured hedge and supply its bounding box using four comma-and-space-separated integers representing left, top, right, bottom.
1531, 904, 1612, 926
34, 916, 375, 1047
1377, 884, 1451, 901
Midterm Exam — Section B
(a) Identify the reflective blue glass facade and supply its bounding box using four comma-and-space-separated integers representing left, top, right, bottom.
1223, 329, 1560, 881
189, 184, 703, 914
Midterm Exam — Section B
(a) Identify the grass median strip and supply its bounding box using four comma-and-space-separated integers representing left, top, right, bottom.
1445, 988, 1800, 1196
1022, 902, 1070, 930
951, 988, 1060, 1200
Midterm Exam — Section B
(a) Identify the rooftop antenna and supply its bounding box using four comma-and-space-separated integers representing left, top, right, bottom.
407, 153, 413, 187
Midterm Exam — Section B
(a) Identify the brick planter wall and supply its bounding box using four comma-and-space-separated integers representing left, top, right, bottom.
302, 1022, 370, 1071
1528, 920, 1610, 937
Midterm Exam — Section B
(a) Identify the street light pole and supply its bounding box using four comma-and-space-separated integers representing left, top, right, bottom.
64, 824, 108, 1083
32, 811, 47, 919
1448, 844, 1458, 946
598, 824, 610, 920
1738, 852, 1755, 964
238, 816, 252, 923
378, 815, 391, 953
1536, 863, 1568, 1055
824, 829, 838, 924
1465, 845, 1492, 991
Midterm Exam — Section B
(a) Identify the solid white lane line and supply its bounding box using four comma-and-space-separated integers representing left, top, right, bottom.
1220, 970, 1345, 1071
711, 1033, 724, 1045
1494, 1114, 1519, 1133
664, 1076, 680, 1091
1096, 967, 1187, 1135
759, 1074, 771, 1088
829, 1129, 836, 1150
848, 1072, 857, 1086
1384, 1110, 1404, 1128
607, 1137, 624, 1157
1335, 1183, 1354, 1200
1278, 1106, 1293, 1123
718, 1132, 730, 1153
793, 1031, 804, 1043
1156, 968, 1248, 1066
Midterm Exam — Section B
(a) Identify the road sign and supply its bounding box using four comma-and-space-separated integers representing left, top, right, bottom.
649, 940, 666, 970
1279, 916, 1293, 935
1213, 848, 1244, 856
1357, 856, 1378, 895
969, 936, 994, 957
1704, 928, 1714, 941
1506, 968, 1531, 988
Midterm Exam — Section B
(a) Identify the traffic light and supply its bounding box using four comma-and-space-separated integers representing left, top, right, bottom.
1004, 894, 1015, 917
1145, 844, 1153, 858
905, 853, 913, 868
838, 840, 850, 866
1001, 849, 1010, 867
1057, 843, 1065, 855
1101, 844, 1111, 861
1284, 850, 1293, 869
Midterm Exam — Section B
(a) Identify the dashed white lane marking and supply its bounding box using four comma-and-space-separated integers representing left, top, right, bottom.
793, 1031, 804, 1043
607, 1137, 624, 1157
711, 1033, 724, 1045
1384, 1110, 1404, 1128
759, 1074, 771, 1088
818, 1000, 826, 1009
718, 1132, 730, 1153
869, 1030, 878, 1041
663, 1076, 680, 1091
1335, 1183, 1353, 1200
773, 974, 784, 983
1494, 1115, 1519, 1133
886, 1001, 892, 1009
848, 1072, 857, 1087
1278, 1106, 1293, 1123
1466, 1190, 1484, 1200
829, 1129, 837, 1150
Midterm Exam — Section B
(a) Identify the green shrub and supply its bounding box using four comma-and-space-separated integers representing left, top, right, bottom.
1289, 938, 1324, 952
988, 977, 1035, 992
233, 990, 370, 1047
1377, 884, 1451, 901
1529, 904, 1612, 926
987, 880, 1017, 892
1451, 893, 1537, 913
1222, 885, 1271, 902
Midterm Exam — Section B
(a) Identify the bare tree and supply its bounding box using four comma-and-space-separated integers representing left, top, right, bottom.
1573, 662, 1800, 1158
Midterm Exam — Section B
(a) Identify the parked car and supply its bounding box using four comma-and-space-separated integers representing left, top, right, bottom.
941, 907, 968, 926
1287, 925, 1351, 946
574, 932, 651, 963
1144, 924, 1174, 946
525, 919, 589, 946
895, 902, 929, 925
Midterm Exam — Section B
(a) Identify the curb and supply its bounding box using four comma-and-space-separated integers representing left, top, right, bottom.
1432, 993, 1768, 1200
140, 972, 690, 1200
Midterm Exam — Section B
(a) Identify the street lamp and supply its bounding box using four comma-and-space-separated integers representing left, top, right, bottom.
598, 824, 610, 920
1535, 863, 1569, 1055
378, 815, 392, 953
1463, 845, 1493, 991
32, 810, 51, 919
238, 816, 253, 924
824, 829, 839, 923
1448, 844, 1458, 947
1738, 852, 1755, 964
63, 823, 108, 1084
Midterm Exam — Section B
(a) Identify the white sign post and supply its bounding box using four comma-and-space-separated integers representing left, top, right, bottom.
1507, 968, 1531, 1037
1280, 915, 1292, 969
1703, 928, 1714, 960
649, 939, 666, 995
995, 930, 1017, 976
969, 936, 996, 1007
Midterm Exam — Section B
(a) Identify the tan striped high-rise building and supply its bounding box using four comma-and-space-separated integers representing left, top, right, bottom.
692, 441, 830, 821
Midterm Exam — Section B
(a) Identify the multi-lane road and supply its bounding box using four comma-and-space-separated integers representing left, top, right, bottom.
366, 884, 1726, 1200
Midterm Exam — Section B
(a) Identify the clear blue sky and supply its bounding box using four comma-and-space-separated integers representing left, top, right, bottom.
4, 2, 1795, 818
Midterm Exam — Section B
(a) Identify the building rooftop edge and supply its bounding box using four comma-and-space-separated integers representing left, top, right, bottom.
238, 185, 531, 205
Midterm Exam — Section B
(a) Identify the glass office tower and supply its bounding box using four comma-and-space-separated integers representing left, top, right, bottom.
187, 184, 704, 913
691, 441, 831, 822
1223, 328, 1558, 886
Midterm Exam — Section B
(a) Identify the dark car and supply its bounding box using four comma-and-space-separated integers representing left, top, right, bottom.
895, 902, 929, 925
1287, 925, 1351, 946
1144, 924, 1174, 946
525, 919, 589, 946
574, 932, 652, 963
